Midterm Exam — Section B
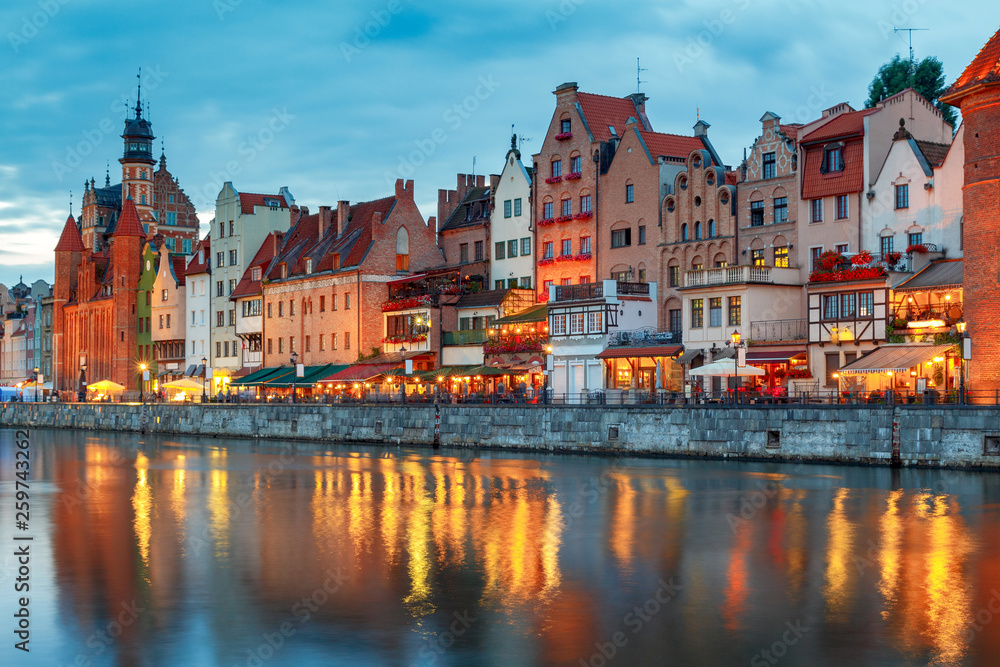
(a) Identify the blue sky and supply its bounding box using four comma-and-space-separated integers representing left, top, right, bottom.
0, 0, 995, 287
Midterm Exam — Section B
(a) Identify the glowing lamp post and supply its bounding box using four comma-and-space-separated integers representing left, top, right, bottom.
727, 330, 746, 403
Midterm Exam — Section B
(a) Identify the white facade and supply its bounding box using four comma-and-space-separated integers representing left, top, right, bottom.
150, 250, 186, 376
864, 124, 963, 259
548, 280, 657, 398
185, 243, 211, 375
209, 183, 293, 374
490, 148, 534, 290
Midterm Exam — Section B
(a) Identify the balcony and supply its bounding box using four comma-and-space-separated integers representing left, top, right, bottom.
606, 327, 681, 347
553, 281, 649, 302
483, 333, 546, 356
684, 265, 800, 288
749, 319, 808, 343
443, 329, 489, 346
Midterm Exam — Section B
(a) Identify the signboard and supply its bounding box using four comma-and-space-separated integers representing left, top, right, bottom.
37, 374, 44, 384
405, 359, 414, 375
142, 370, 150, 382
737, 347, 747, 368
964, 337, 972, 361
296, 363, 305, 378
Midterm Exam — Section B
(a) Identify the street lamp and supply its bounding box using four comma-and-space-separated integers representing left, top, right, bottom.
957, 321, 969, 403
201, 356, 208, 403
727, 330, 745, 403
290, 350, 298, 403
139, 363, 147, 405
79, 361, 87, 402
33, 367, 39, 403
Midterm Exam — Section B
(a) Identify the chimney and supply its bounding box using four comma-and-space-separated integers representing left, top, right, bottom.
318, 205, 333, 238
372, 211, 383, 226
489, 174, 500, 192
428, 215, 437, 234
475, 175, 485, 188
272, 231, 283, 256
628, 92, 648, 114
693, 120, 710, 137
337, 201, 350, 237
554, 82, 578, 98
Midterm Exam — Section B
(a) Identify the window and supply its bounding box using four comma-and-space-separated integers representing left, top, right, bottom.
551, 160, 562, 178
880, 235, 894, 257
561, 239, 572, 257
344, 332, 350, 349
216, 311, 225, 327
167, 212, 177, 226
763, 152, 776, 179
229, 279, 237, 294
474, 241, 484, 261
669, 309, 682, 334
305, 258, 313, 274
495, 241, 505, 260
138, 318, 144, 333
561, 118, 571, 133
229, 221, 234, 236
836, 195, 849, 220
504, 200, 512, 218
520, 276, 531, 288
728, 296, 741, 326
219, 222, 225, 238
552, 314, 567, 335
691, 299, 704, 328
625, 183, 634, 203
216, 252, 224, 268
669, 265, 680, 287
217, 341, 222, 357
895, 184, 909, 209
823, 294, 839, 320
508, 239, 517, 258
507, 278, 519, 289
908, 232, 922, 247
580, 195, 591, 213
228, 309, 235, 326
543, 201, 553, 219
694, 222, 702, 240
638, 225, 646, 245
495, 279, 504, 289
836, 244, 849, 255
611, 228, 631, 248
192, 310, 196, 325
216, 281, 224, 297
278, 301, 284, 317
278, 338, 284, 354
305, 336, 311, 352
543, 241, 553, 259
587, 310, 603, 333
841, 292, 857, 318
774, 246, 789, 267
320, 295, 325, 312
243, 299, 262, 317
580, 236, 591, 254
289, 336, 295, 353
858, 291, 874, 317
708, 220, 716, 238
319, 334, 325, 351
289, 300, 295, 316
229, 249, 238, 266
521, 237, 531, 256
345, 293, 350, 310
561, 198, 572, 216
561, 278, 572, 286
824, 146, 843, 172
825, 352, 841, 388
514, 198, 522, 216
331, 294, 337, 310
681, 224, 688, 241
811, 199, 823, 223
331, 333, 338, 350
750, 201, 764, 227
579, 275, 590, 284
692, 262, 703, 271
459, 243, 469, 264
182, 239, 192, 254
709, 298, 722, 327
751, 248, 765, 266
810, 247, 823, 272
570, 313, 585, 334
774, 197, 787, 224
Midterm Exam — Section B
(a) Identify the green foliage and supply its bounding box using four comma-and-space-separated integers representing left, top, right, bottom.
865, 55, 957, 127
357, 346, 381, 362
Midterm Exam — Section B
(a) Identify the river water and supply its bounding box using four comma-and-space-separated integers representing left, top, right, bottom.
2, 428, 1000, 666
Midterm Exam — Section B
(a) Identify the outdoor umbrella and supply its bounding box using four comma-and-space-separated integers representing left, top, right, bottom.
87, 380, 125, 393
687, 361, 766, 377
162, 378, 206, 391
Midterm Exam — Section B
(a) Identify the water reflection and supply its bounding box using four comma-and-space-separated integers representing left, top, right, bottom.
2, 430, 1000, 665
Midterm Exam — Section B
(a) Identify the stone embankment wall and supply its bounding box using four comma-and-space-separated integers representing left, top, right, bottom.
2, 403, 999, 468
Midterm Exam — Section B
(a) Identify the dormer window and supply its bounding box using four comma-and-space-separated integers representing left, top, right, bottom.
305, 258, 313, 274
609, 126, 617, 136
252, 267, 261, 281
333, 254, 341, 270
822, 145, 844, 173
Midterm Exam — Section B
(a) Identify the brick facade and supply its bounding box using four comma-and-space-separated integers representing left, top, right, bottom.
436, 173, 495, 284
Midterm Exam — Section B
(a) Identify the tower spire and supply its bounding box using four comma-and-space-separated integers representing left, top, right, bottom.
135, 67, 142, 119
105, 160, 110, 187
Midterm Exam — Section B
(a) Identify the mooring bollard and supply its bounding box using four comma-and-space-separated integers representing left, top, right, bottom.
433, 403, 441, 448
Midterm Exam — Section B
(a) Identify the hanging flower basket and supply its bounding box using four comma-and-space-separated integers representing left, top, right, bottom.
564, 172, 582, 181
574, 211, 593, 220
851, 250, 873, 266
545, 176, 563, 184
883, 251, 902, 265
554, 132, 572, 141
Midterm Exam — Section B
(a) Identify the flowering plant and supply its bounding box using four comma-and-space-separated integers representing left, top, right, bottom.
556, 215, 574, 223
554, 132, 572, 141
808, 266, 887, 283
564, 172, 582, 181
574, 252, 592, 261
484, 337, 545, 355
537, 218, 556, 226
537, 258, 554, 266
438, 284, 464, 295
906, 243, 928, 254
818, 250, 846, 272
884, 251, 902, 265
381, 294, 433, 311
574, 211, 593, 220
851, 250, 873, 266
545, 176, 563, 184
771, 367, 787, 379
786, 368, 812, 379
556, 254, 574, 262
383, 334, 427, 344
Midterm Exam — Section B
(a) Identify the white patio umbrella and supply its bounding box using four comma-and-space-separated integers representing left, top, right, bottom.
688, 361, 766, 377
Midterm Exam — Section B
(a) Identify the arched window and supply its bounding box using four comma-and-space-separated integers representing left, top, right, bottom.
708, 219, 716, 238
396, 227, 409, 272
694, 221, 702, 240
681, 223, 688, 241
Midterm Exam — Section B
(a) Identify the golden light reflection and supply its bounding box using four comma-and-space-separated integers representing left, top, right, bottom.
208, 469, 230, 559
877, 489, 904, 612
923, 494, 973, 664
131, 453, 152, 570
609, 475, 637, 566
823, 487, 855, 622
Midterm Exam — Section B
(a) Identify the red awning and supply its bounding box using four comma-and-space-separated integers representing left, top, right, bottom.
596, 345, 683, 360
386, 273, 428, 286
746, 349, 807, 363
319, 362, 401, 382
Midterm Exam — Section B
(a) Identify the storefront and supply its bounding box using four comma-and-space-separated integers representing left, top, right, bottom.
837, 343, 959, 398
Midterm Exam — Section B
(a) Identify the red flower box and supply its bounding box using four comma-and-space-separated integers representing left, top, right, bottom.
884, 251, 902, 264
573, 211, 593, 220
786, 368, 812, 379
808, 266, 887, 283
545, 176, 563, 184
574, 253, 592, 261
537, 218, 555, 227
537, 258, 554, 266
381, 294, 433, 311
556, 254, 574, 262
555, 132, 572, 141
556, 215, 573, 223
906, 243, 928, 254
564, 172, 582, 181
383, 334, 427, 344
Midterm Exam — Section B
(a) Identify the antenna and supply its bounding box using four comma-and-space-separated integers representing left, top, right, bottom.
636, 57, 647, 93
893, 27, 929, 88
69, 190, 72, 217
472, 156, 476, 179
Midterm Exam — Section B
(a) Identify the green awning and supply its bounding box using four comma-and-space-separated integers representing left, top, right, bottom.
230, 366, 291, 387
260, 364, 347, 388
493, 304, 548, 325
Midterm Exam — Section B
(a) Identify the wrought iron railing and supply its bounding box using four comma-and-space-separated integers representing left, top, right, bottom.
616, 281, 650, 296
606, 327, 682, 347
749, 319, 808, 342
554, 283, 603, 301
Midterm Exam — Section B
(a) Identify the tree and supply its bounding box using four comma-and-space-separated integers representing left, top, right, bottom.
865, 55, 957, 127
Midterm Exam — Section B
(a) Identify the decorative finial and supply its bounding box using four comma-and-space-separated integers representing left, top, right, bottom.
105, 160, 110, 186
135, 67, 142, 119
69, 190, 72, 217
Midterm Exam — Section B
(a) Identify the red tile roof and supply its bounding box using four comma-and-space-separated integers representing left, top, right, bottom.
169, 255, 187, 286
724, 171, 738, 186
577, 92, 649, 142
231, 232, 280, 299
54, 215, 85, 252
943, 27, 1000, 102
185, 237, 211, 274
778, 124, 802, 140
113, 197, 146, 237
238, 192, 288, 215
801, 140, 864, 199
800, 108, 875, 144
915, 140, 952, 169
638, 131, 703, 160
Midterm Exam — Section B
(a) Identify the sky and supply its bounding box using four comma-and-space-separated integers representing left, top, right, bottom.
0, 0, 996, 288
